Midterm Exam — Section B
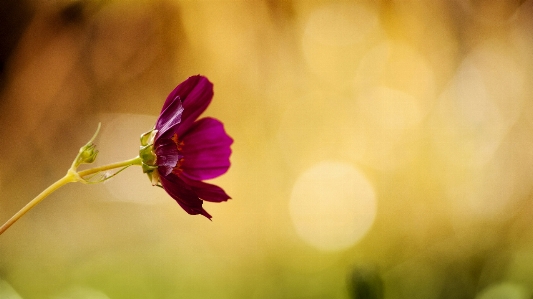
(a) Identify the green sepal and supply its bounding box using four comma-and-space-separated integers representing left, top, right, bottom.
144, 167, 160, 186
140, 128, 157, 146
139, 144, 156, 168
139, 128, 160, 185
141, 161, 158, 174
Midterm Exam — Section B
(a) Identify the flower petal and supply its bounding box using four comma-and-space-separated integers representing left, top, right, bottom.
155, 97, 184, 139
161, 75, 213, 137
180, 176, 231, 202
160, 173, 212, 219
154, 138, 180, 176
180, 117, 233, 181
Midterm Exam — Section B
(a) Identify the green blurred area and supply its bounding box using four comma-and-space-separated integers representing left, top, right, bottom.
1, 0, 533, 298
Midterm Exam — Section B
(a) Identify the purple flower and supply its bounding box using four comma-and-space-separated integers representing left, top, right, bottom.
140, 75, 233, 219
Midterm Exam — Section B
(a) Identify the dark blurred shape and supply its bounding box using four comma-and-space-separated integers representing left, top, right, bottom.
265, 0, 295, 23
348, 265, 384, 299
461, 0, 528, 21
438, 264, 477, 299
59, 0, 86, 24
0, 0, 33, 92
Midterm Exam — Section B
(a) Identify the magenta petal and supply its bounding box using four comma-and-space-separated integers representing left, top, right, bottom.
155, 96, 184, 139
180, 117, 233, 181
154, 139, 180, 176
161, 76, 200, 112
160, 173, 212, 219
175, 76, 214, 136
181, 176, 231, 202
160, 76, 214, 136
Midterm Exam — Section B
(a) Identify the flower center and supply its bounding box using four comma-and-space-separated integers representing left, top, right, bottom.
171, 133, 185, 175
171, 133, 185, 151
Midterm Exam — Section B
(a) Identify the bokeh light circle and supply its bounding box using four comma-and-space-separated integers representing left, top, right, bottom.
289, 161, 377, 251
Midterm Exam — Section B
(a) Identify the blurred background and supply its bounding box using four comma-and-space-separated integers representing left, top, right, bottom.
1, 0, 533, 298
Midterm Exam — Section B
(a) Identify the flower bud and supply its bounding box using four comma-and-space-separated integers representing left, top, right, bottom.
71, 123, 101, 169
75, 143, 99, 166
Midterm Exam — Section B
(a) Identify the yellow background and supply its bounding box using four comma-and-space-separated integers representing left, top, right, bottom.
1, 0, 533, 298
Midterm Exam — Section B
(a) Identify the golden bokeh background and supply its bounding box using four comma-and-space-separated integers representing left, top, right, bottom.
1, 0, 533, 298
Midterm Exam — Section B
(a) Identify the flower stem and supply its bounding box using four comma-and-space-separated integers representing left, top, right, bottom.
78, 156, 142, 178
0, 156, 142, 236
0, 174, 75, 235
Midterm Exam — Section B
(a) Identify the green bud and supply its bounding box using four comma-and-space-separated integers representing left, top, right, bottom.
76, 143, 99, 165
71, 123, 101, 169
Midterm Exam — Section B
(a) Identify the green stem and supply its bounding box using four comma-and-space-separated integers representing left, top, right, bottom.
0, 174, 75, 235
0, 156, 142, 236
78, 156, 142, 177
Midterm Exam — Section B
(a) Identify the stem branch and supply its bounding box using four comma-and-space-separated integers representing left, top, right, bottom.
0, 156, 142, 235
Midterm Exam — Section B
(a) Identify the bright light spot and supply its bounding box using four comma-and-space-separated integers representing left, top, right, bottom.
432, 57, 505, 168
345, 86, 425, 172
429, 41, 527, 223
358, 86, 424, 135
289, 161, 376, 251
355, 42, 436, 104
447, 157, 517, 223
346, 42, 434, 171
97, 113, 167, 204
475, 283, 529, 299
467, 41, 525, 126
431, 40, 524, 168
